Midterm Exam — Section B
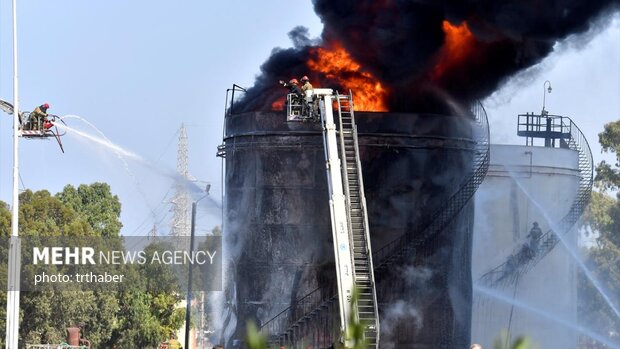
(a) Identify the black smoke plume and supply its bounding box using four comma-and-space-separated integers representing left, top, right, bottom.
234, 0, 619, 114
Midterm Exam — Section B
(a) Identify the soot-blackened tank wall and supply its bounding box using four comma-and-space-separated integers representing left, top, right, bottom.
221, 111, 475, 348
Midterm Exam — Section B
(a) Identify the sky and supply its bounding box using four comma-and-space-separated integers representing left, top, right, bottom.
0, 1, 618, 237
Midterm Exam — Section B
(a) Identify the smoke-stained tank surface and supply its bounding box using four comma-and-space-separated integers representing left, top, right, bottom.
220, 110, 476, 348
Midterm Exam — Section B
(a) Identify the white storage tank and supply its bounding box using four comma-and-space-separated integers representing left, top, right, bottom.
472, 144, 581, 349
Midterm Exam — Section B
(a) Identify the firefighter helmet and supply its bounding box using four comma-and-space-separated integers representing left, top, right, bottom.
301, 75, 309, 82
289, 78, 299, 85
42, 103, 50, 109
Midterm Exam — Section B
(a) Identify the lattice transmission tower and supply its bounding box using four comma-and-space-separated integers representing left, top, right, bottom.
171, 123, 191, 237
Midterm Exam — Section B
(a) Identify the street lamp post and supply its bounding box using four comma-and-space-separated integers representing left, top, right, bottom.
542, 80, 553, 147
542, 80, 552, 115
185, 186, 210, 349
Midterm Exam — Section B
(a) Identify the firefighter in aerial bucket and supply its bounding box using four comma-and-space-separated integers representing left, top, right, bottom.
300, 75, 313, 94
299, 75, 317, 119
28, 103, 50, 131
279, 78, 304, 117
279, 78, 303, 97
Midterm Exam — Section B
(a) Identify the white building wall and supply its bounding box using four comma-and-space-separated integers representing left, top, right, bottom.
472, 144, 580, 349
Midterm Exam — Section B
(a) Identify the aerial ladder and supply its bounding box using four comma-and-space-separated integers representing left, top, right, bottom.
291, 88, 380, 348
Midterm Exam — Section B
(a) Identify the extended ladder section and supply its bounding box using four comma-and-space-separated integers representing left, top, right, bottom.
335, 91, 380, 347
315, 88, 379, 348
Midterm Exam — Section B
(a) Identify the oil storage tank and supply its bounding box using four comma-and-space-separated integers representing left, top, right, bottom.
472, 144, 581, 348
218, 108, 487, 348
472, 113, 592, 349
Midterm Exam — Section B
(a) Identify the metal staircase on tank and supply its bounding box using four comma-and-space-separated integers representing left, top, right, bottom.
260, 101, 490, 348
372, 101, 490, 274
478, 113, 593, 287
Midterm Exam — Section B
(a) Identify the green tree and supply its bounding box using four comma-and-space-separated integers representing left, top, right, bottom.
580, 120, 620, 348
595, 120, 620, 192
0, 183, 185, 348
56, 183, 123, 237
0, 201, 10, 236
107, 241, 185, 348
11, 186, 121, 346
20, 189, 94, 237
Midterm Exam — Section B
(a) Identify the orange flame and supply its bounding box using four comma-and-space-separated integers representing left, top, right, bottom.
308, 42, 388, 111
271, 99, 284, 111
432, 20, 476, 81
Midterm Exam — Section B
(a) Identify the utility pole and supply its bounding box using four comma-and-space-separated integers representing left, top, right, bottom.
185, 187, 210, 349
200, 291, 205, 349
5, 0, 22, 346
185, 201, 198, 349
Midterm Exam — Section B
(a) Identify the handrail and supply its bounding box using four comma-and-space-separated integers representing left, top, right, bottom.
260, 285, 336, 339
517, 113, 572, 135
224, 84, 247, 116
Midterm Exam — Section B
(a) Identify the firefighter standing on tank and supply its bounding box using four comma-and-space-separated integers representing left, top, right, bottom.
28, 103, 50, 131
